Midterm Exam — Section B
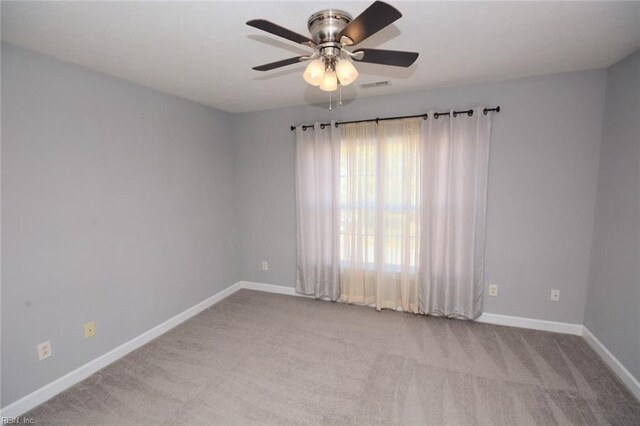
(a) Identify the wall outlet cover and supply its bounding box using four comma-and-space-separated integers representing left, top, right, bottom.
488, 284, 498, 297
551, 289, 561, 302
37, 340, 51, 361
262, 261, 269, 271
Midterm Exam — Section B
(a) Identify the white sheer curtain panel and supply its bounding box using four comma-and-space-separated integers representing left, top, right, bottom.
340, 119, 422, 311
418, 107, 493, 318
295, 122, 341, 299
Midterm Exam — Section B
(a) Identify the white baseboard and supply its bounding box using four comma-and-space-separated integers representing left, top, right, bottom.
240, 281, 307, 297
582, 326, 640, 401
3, 280, 638, 417
476, 312, 584, 335
241, 281, 584, 336
0, 281, 245, 419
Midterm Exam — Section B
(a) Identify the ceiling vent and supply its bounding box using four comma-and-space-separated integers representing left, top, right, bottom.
360, 80, 391, 89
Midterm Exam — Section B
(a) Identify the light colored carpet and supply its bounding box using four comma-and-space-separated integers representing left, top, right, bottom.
25, 289, 640, 425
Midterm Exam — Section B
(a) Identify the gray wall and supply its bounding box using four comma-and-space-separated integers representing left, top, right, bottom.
233, 69, 607, 325
1, 44, 239, 406
584, 50, 640, 380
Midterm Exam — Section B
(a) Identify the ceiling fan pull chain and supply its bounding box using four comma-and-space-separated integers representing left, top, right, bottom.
329, 91, 332, 111
339, 84, 343, 106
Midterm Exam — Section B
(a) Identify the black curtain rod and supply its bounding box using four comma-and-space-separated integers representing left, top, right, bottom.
290, 106, 501, 131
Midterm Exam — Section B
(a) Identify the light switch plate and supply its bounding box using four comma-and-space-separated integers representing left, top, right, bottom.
84, 321, 96, 338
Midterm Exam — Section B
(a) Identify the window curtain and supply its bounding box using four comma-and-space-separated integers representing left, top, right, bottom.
340, 118, 422, 312
419, 108, 493, 318
295, 122, 341, 299
294, 108, 494, 319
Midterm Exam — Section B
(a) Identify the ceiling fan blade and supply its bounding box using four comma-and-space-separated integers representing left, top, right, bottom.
337, 1, 402, 46
352, 48, 418, 67
252, 56, 308, 71
246, 19, 315, 47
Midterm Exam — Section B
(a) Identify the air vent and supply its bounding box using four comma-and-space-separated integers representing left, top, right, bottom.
360, 80, 392, 89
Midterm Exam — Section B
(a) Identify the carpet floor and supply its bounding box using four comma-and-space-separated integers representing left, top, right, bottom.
26, 289, 640, 425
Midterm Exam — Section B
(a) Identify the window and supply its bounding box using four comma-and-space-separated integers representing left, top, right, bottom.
338, 121, 421, 273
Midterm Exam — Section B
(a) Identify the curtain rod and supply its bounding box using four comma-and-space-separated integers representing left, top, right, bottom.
290, 106, 500, 131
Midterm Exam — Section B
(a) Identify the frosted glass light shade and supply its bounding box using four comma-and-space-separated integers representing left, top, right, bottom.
303, 60, 325, 86
336, 60, 358, 86
319, 70, 338, 92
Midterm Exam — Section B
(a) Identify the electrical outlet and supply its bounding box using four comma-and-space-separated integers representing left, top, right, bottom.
262, 261, 269, 271
84, 321, 96, 338
488, 284, 498, 297
37, 340, 51, 361
551, 289, 561, 302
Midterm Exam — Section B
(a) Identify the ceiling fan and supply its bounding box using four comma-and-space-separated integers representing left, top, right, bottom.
246, 1, 419, 92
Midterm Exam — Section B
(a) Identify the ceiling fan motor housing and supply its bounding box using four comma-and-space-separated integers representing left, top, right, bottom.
307, 9, 352, 62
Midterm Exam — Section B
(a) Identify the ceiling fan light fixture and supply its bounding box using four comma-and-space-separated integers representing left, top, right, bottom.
248, 1, 419, 97
303, 59, 325, 86
319, 68, 338, 92
336, 59, 358, 86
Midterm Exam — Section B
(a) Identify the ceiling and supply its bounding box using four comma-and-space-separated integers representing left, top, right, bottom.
2, 1, 639, 113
